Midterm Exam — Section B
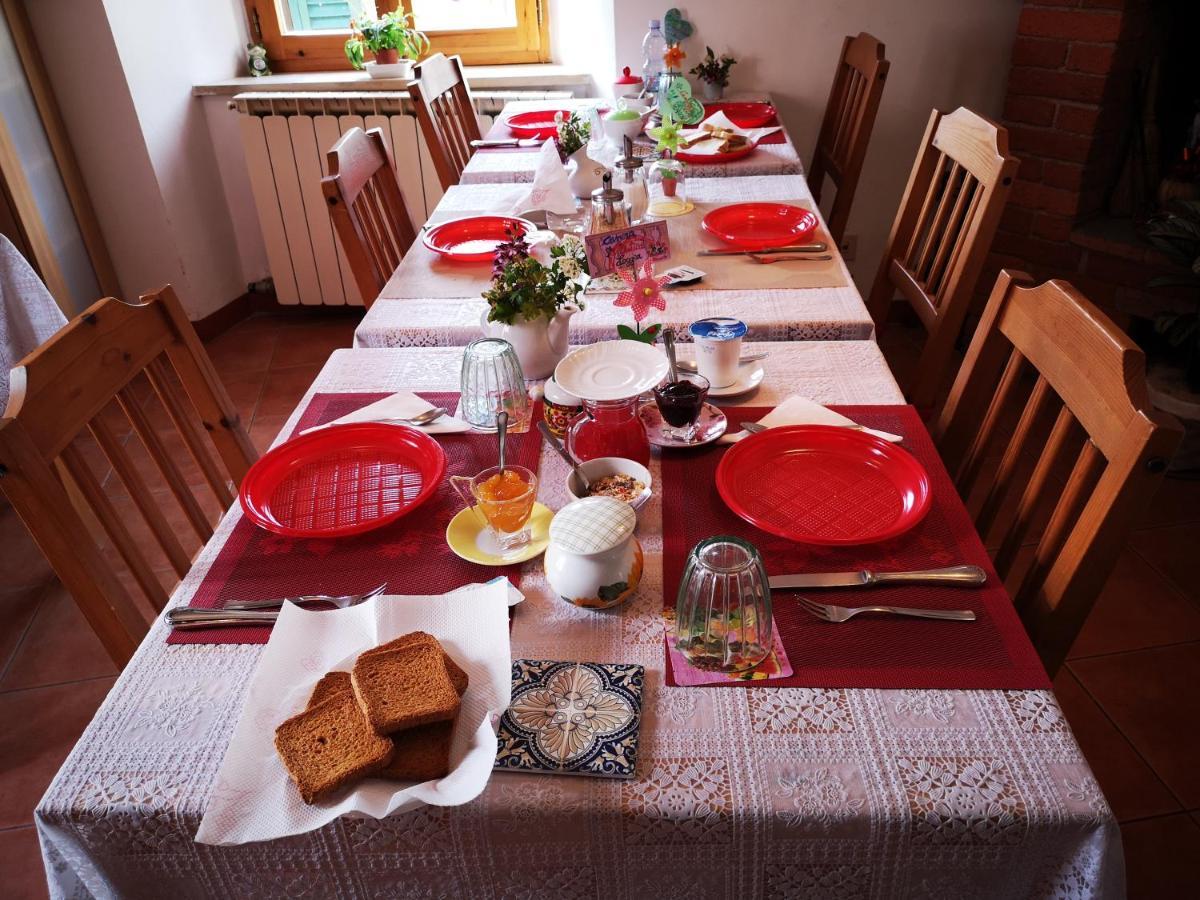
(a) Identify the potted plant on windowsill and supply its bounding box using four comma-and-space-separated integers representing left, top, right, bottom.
344, 11, 429, 78
689, 46, 737, 101
479, 229, 589, 378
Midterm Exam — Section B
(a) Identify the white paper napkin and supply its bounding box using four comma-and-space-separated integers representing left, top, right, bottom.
679, 110, 783, 156
719, 394, 903, 444
301, 391, 471, 434
507, 138, 578, 216
195, 580, 514, 845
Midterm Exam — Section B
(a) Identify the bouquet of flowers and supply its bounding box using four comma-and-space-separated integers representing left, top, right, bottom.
553, 111, 591, 162
483, 230, 589, 325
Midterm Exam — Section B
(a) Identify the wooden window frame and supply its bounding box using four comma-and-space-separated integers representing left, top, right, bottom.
245, 0, 549, 72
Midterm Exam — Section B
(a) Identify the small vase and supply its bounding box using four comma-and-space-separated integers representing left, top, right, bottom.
480, 306, 577, 379
702, 81, 724, 101
566, 145, 607, 199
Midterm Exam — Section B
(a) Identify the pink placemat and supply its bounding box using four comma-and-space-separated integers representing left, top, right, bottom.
661, 405, 1051, 690
166, 392, 541, 645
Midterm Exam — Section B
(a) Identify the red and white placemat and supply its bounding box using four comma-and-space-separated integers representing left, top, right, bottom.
167, 392, 541, 645
661, 404, 1051, 690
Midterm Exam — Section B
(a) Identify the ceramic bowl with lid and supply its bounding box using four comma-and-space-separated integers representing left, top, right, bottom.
544, 496, 644, 609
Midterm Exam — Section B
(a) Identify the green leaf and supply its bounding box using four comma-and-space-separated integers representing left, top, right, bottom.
616, 324, 640, 340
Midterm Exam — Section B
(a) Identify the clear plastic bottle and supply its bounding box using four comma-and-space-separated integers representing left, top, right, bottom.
641, 19, 666, 100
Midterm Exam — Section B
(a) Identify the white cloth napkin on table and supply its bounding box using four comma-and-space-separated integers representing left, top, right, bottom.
719, 395, 903, 444
301, 391, 472, 435
679, 110, 782, 156
507, 138, 578, 216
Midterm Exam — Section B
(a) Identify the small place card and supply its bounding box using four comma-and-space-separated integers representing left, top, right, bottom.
584, 220, 671, 278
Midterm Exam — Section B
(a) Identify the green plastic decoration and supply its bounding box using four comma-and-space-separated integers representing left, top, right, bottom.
665, 77, 705, 125
663, 7, 694, 45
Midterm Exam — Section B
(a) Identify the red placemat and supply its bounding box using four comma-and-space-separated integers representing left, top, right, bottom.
167, 392, 541, 645
661, 405, 1050, 690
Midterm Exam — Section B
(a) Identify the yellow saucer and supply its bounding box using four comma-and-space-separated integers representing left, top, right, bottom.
445, 502, 553, 566
648, 199, 694, 218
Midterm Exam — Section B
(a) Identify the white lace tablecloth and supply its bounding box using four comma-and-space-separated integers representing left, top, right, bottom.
36, 344, 1121, 900
369, 176, 871, 345
461, 97, 803, 185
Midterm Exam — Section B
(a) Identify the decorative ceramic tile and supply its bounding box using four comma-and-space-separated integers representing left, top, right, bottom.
495, 659, 644, 779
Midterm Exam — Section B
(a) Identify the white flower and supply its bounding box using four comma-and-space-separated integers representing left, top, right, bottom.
558, 257, 581, 278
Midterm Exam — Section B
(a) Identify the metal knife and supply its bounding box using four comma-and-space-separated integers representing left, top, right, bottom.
167, 607, 279, 629
769, 565, 987, 590
698, 243, 828, 257
677, 352, 767, 373
470, 138, 540, 148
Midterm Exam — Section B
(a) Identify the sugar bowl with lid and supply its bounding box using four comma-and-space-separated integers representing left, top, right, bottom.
544, 496, 643, 609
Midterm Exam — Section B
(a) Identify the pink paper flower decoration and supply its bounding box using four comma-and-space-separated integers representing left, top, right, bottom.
613, 260, 669, 323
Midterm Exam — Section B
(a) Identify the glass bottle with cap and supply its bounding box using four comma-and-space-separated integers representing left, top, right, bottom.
587, 172, 631, 235
614, 135, 648, 223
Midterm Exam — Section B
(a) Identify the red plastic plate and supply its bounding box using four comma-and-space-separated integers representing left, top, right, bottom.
705, 101, 777, 128
239, 423, 447, 538
674, 142, 757, 164
422, 216, 534, 262
701, 203, 818, 250
504, 109, 571, 139
715, 425, 931, 545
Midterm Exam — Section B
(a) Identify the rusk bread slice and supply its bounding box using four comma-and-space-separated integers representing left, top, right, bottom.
360, 632, 470, 696
379, 720, 454, 781
352, 643, 460, 733
308, 671, 352, 708
275, 692, 394, 804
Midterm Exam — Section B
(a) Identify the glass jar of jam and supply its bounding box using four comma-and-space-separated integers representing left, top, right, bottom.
565, 395, 650, 466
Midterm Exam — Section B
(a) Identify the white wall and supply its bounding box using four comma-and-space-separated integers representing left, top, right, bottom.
605, 0, 1022, 284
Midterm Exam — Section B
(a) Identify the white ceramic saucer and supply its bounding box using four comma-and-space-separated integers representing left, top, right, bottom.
707, 362, 766, 399
554, 340, 669, 402
639, 401, 728, 447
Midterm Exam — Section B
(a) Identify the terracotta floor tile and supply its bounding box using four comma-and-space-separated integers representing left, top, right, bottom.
1069, 550, 1200, 659
0, 826, 49, 899
202, 319, 279, 375
1052, 669, 1179, 822
215, 368, 267, 423
0, 509, 54, 593
0, 677, 115, 829
0, 586, 46, 680
1121, 813, 1200, 900
1070, 644, 1200, 808
1130, 523, 1200, 607
0, 584, 119, 691
253, 364, 323, 420
248, 413, 291, 454
1137, 475, 1200, 529
269, 317, 359, 370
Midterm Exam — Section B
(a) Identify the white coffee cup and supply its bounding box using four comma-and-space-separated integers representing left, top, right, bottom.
688, 318, 747, 388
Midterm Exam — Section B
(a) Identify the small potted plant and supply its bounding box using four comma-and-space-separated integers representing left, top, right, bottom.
690, 46, 737, 100
660, 167, 680, 197
344, 11, 429, 77
479, 230, 589, 378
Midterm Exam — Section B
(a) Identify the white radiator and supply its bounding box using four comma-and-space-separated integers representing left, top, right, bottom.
234, 90, 570, 306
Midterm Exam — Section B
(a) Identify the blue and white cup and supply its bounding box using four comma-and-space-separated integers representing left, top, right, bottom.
688, 318, 748, 388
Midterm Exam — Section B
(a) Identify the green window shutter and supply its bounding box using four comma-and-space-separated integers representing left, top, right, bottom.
287, 0, 353, 30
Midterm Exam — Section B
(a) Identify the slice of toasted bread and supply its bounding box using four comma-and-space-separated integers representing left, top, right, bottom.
351, 643, 460, 733
275, 692, 394, 804
379, 720, 454, 782
308, 671, 352, 708
360, 632, 469, 696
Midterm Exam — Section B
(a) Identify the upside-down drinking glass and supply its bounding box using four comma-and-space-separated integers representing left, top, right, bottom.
674, 535, 773, 672
460, 338, 531, 430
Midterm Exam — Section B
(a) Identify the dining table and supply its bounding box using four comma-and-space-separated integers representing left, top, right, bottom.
355, 175, 875, 349
35, 340, 1121, 899
461, 96, 805, 185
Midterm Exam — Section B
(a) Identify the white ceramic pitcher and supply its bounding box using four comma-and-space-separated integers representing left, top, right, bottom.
480, 305, 578, 379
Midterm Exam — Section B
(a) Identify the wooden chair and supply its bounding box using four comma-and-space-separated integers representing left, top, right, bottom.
808, 32, 890, 245
0, 286, 256, 666
409, 53, 481, 190
322, 127, 418, 307
867, 107, 1019, 409
935, 271, 1182, 675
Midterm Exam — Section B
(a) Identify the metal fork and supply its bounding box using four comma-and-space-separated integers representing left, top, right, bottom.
222, 582, 387, 611
749, 253, 834, 265
166, 584, 388, 629
797, 596, 976, 623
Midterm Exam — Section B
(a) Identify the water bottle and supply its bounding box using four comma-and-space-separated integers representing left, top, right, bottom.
641, 19, 666, 99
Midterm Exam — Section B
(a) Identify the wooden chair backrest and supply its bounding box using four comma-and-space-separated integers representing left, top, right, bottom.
0, 287, 257, 666
935, 271, 1182, 674
321, 127, 417, 307
808, 32, 889, 245
408, 53, 481, 190
867, 107, 1019, 408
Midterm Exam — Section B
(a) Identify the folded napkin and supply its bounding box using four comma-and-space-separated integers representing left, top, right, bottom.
507, 138, 578, 216
679, 110, 782, 156
301, 391, 472, 435
719, 395, 903, 444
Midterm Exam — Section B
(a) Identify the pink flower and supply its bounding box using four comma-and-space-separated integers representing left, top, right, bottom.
613, 260, 669, 323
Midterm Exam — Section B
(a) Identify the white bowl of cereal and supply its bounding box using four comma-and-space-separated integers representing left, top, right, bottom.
565, 457, 652, 511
